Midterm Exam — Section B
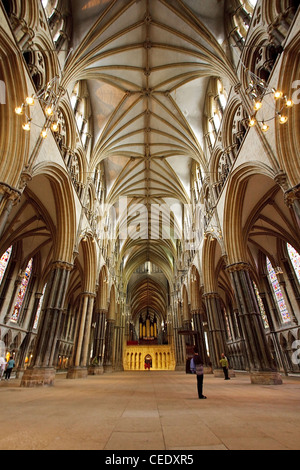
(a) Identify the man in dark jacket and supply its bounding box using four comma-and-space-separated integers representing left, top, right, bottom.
191, 348, 207, 399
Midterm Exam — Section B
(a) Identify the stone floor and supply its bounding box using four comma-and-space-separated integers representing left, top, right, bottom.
0, 370, 300, 451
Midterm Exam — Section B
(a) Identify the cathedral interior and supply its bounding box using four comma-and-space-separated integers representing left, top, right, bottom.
0, 0, 300, 451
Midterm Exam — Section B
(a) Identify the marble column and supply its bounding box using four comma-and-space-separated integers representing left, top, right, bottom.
203, 292, 228, 377
21, 261, 73, 387
226, 262, 282, 385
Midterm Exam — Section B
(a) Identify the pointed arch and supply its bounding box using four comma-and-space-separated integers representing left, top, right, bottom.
31, 163, 77, 263
223, 162, 277, 264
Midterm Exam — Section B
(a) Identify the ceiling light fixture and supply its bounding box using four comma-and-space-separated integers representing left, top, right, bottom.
15, 75, 64, 139
232, 46, 296, 131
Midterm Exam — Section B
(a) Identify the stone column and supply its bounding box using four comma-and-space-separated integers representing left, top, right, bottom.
114, 320, 125, 372
191, 309, 211, 372
20, 261, 73, 387
103, 319, 115, 373
226, 262, 282, 385
259, 290, 287, 374
0, 184, 21, 239
203, 292, 228, 377
16, 292, 43, 379
173, 303, 186, 370
89, 309, 107, 375
67, 292, 95, 379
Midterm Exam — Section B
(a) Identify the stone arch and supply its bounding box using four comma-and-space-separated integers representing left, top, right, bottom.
23, 34, 60, 92
97, 265, 109, 311
55, 97, 78, 151
202, 235, 223, 293
276, 34, 300, 186
0, 29, 29, 187
223, 161, 277, 264
263, 0, 299, 38
222, 97, 248, 152
31, 163, 76, 264
79, 236, 97, 294
240, 29, 282, 90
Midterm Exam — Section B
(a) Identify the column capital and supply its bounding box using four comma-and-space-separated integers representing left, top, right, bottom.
80, 291, 97, 299
96, 309, 108, 316
202, 292, 220, 299
191, 309, 202, 315
0, 182, 22, 203
51, 260, 74, 272
225, 262, 251, 273
284, 184, 300, 208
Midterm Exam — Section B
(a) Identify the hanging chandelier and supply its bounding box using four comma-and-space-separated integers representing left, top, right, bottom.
15, 75, 62, 138
246, 70, 294, 131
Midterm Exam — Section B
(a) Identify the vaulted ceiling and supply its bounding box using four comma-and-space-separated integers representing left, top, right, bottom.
61, 0, 237, 298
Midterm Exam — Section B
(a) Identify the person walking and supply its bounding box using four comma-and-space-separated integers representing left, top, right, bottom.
220, 353, 230, 380
191, 348, 207, 399
4, 357, 15, 380
0, 356, 6, 380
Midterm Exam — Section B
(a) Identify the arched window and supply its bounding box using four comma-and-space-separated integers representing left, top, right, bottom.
287, 243, 300, 284
70, 81, 91, 149
217, 79, 228, 112
205, 78, 228, 150
266, 257, 290, 324
0, 246, 12, 287
253, 281, 269, 329
11, 259, 33, 323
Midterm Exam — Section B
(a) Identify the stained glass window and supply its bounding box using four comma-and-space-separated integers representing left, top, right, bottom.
0, 246, 12, 286
33, 284, 47, 330
287, 243, 300, 284
11, 259, 33, 323
266, 257, 290, 323
253, 282, 269, 329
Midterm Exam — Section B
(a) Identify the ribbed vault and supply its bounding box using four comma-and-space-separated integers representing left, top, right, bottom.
61, 0, 237, 311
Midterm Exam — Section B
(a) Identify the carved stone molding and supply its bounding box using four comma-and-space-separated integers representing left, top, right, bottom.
51, 260, 74, 272
284, 184, 300, 208
225, 262, 251, 273
274, 170, 289, 192
0, 182, 22, 204
202, 292, 220, 299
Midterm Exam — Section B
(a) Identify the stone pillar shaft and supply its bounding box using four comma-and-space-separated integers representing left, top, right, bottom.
67, 292, 95, 379
191, 310, 210, 368
93, 310, 107, 363
226, 262, 282, 385
203, 292, 227, 372
20, 261, 73, 387
103, 319, 115, 372
17, 292, 43, 376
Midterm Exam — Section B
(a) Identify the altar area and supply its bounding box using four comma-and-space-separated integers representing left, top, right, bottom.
123, 344, 176, 371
